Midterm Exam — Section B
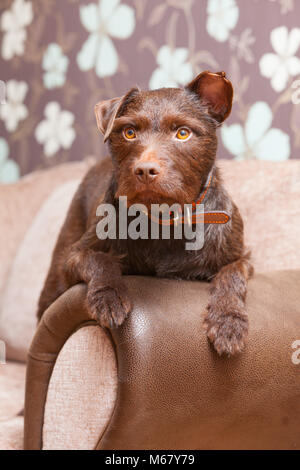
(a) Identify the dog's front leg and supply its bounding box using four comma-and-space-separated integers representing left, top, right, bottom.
204, 257, 253, 356
66, 243, 132, 328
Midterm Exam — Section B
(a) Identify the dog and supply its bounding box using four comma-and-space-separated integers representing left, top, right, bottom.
37, 71, 253, 356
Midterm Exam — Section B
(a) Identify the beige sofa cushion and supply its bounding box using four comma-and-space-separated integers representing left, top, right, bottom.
0, 417, 23, 451
43, 325, 117, 450
0, 159, 299, 362
0, 361, 25, 450
220, 160, 300, 272
0, 361, 25, 421
0, 158, 95, 362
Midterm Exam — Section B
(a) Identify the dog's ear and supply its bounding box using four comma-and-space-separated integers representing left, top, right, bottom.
94, 86, 140, 142
94, 96, 121, 141
186, 71, 233, 123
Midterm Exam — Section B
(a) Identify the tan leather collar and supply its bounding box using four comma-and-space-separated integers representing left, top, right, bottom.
146, 170, 230, 226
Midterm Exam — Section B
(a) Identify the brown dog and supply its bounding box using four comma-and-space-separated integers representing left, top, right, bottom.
37, 71, 253, 356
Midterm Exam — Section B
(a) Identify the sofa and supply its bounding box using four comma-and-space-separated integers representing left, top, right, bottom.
0, 158, 300, 450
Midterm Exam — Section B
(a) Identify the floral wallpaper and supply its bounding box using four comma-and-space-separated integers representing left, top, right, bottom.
0, 0, 300, 184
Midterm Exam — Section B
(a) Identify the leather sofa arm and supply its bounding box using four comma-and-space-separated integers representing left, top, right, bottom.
24, 272, 300, 450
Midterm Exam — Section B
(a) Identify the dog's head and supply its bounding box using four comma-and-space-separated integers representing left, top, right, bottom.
95, 71, 233, 208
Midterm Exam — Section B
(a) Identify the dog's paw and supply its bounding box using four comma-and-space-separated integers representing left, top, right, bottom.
204, 307, 249, 356
87, 282, 132, 328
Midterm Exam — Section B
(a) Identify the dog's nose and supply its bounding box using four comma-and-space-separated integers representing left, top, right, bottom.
134, 161, 161, 183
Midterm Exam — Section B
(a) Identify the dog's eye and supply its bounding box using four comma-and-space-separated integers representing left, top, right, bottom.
175, 128, 190, 141
124, 127, 136, 140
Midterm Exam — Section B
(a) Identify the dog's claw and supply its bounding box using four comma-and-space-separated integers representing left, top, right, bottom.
204, 309, 249, 356
87, 283, 132, 328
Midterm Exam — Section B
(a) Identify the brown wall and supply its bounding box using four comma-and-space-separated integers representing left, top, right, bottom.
0, 0, 300, 183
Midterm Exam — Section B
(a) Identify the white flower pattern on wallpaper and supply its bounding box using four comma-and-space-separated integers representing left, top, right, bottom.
35, 102, 76, 157
0, 80, 28, 132
1, 0, 300, 183
42, 43, 69, 89
206, 0, 239, 43
0, 137, 20, 183
259, 26, 300, 92
221, 101, 290, 161
149, 46, 193, 90
0, 0, 33, 60
77, 0, 135, 78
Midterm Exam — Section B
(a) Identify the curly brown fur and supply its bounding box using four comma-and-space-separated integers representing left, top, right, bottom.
38, 71, 253, 356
